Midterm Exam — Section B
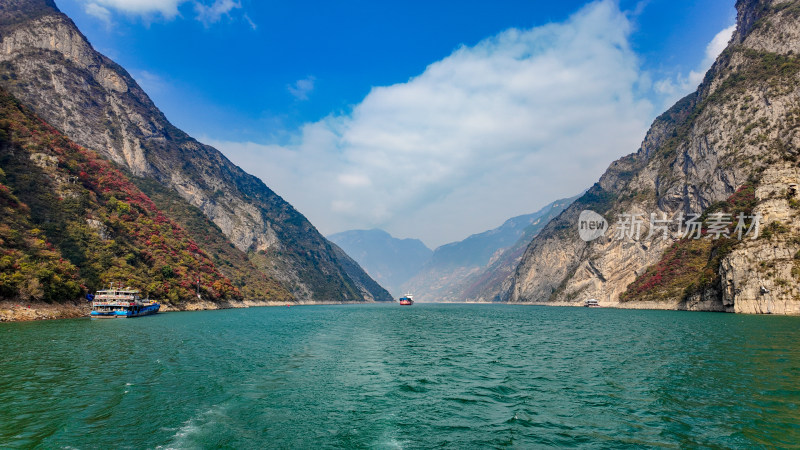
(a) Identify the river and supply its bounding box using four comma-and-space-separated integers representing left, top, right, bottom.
1, 304, 798, 448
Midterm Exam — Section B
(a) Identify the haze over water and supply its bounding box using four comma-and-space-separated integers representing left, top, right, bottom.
1, 304, 798, 448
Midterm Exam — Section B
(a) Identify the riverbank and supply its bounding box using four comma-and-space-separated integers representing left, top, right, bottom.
0, 299, 390, 322
505, 298, 800, 315
378, 299, 798, 315
0, 301, 92, 322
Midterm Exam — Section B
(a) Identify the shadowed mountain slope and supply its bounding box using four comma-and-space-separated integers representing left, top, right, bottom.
0, 87, 293, 316
328, 229, 431, 297
0, 0, 390, 302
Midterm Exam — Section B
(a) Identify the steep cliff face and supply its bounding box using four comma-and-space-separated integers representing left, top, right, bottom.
0, 87, 293, 321
0, 0, 387, 302
509, 0, 800, 314
457, 196, 580, 303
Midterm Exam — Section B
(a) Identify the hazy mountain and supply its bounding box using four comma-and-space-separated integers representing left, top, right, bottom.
456, 195, 582, 302
328, 229, 431, 297
509, 0, 800, 314
403, 196, 578, 302
0, 0, 391, 303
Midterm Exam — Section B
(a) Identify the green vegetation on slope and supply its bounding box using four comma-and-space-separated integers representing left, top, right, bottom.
0, 89, 243, 304
620, 184, 758, 302
0, 173, 81, 302
132, 177, 292, 302
620, 48, 800, 302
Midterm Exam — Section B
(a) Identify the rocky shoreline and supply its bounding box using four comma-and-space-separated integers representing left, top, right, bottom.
0, 299, 387, 323
0, 301, 92, 322
505, 300, 800, 315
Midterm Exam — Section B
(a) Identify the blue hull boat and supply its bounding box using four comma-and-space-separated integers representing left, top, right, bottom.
90, 285, 160, 319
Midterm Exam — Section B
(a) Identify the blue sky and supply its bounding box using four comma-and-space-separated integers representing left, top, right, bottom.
56, 0, 736, 248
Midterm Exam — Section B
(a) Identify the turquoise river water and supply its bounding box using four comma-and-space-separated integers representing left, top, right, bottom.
1, 304, 798, 448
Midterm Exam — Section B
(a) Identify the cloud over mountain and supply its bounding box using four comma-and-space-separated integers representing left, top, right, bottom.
654, 24, 735, 109
210, 1, 653, 247
207, 0, 733, 248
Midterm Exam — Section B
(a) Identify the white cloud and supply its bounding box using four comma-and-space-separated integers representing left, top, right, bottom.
630, 0, 650, 17
655, 24, 735, 108
81, 0, 245, 25
195, 0, 241, 26
288, 76, 316, 101
207, 0, 660, 247
85, 0, 183, 19
338, 173, 372, 188
243, 13, 257, 30
84, 3, 112, 24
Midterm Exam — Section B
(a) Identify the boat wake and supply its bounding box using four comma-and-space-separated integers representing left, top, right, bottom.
160, 404, 232, 450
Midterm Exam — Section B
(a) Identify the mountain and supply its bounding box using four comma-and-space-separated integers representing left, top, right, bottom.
0, 87, 292, 321
508, 0, 800, 314
0, 0, 391, 303
328, 229, 431, 297
456, 195, 581, 302
328, 241, 398, 301
403, 196, 578, 302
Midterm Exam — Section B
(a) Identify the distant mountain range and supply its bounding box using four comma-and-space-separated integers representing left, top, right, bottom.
327, 229, 432, 297
0, 0, 392, 314
402, 195, 579, 302
330, 195, 579, 301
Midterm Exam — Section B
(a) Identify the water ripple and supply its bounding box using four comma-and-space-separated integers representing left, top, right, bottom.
1, 305, 798, 448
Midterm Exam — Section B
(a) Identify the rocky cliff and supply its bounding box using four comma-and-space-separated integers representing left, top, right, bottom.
0, 0, 390, 302
457, 195, 580, 302
0, 87, 294, 321
509, 0, 800, 314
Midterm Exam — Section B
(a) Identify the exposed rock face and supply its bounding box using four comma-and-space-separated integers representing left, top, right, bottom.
509, 0, 800, 314
0, 0, 388, 302
720, 165, 800, 314
0, 87, 267, 308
